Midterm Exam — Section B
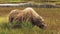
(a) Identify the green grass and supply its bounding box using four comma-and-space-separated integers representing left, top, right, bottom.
0, 17, 56, 34
0, 0, 23, 2
0, 16, 44, 34
0, 0, 24, 3
0, 7, 60, 34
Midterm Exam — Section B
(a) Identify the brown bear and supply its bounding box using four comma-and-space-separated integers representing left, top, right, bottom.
8, 7, 47, 29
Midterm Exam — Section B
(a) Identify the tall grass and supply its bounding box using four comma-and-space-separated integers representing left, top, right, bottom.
0, 15, 58, 34
0, 17, 43, 34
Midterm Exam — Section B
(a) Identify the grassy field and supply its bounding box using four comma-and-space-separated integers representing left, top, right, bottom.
0, 7, 60, 34
0, 0, 60, 4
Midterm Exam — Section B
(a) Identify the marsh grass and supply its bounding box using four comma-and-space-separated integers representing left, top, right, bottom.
0, 18, 43, 34
0, 22, 57, 34
0, 16, 58, 34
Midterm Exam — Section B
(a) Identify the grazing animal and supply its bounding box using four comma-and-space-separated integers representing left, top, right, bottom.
8, 7, 47, 29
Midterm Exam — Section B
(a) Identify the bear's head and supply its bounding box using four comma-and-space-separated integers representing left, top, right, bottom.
31, 16, 47, 29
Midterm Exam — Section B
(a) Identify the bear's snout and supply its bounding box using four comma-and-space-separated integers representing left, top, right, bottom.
39, 23, 47, 29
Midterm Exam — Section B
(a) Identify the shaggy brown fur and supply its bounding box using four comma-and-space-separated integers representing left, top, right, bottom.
8, 7, 46, 29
